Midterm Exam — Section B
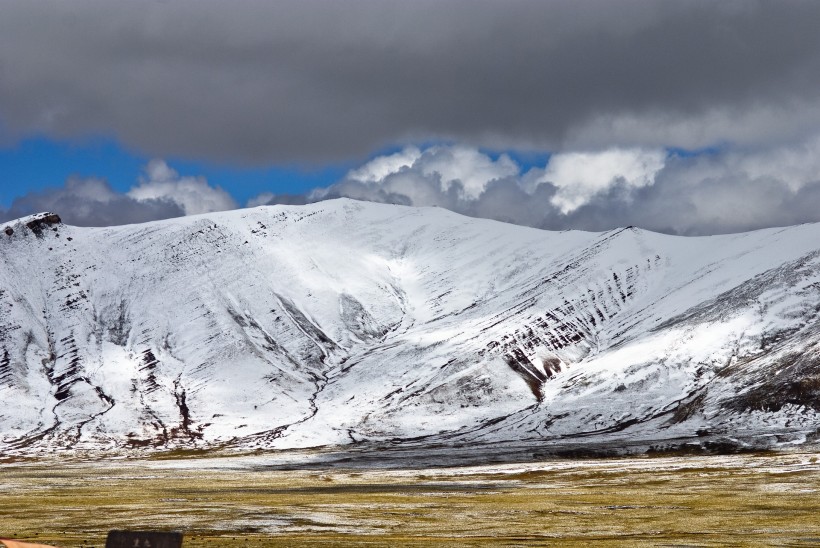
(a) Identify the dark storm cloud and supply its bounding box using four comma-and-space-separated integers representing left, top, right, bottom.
1, 0, 820, 163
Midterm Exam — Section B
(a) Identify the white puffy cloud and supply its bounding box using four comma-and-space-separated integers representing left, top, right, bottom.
415, 146, 519, 199
342, 145, 520, 200
346, 147, 422, 183
127, 159, 237, 215
536, 149, 666, 213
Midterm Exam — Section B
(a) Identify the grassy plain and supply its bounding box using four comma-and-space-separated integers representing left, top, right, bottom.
1, 451, 819, 547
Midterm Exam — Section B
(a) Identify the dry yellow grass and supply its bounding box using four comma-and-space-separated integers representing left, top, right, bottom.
1, 452, 819, 547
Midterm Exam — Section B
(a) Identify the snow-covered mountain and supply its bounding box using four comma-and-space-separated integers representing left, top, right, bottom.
1, 199, 819, 456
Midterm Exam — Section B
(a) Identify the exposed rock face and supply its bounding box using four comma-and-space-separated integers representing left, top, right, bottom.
0, 199, 819, 456
24, 213, 62, 237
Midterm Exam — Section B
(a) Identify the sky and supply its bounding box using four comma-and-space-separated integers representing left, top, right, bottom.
2, 0, 820, 234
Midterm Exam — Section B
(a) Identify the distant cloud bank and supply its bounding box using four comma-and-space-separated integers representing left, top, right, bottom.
0, 160, 234, 227
246, 135, 820, 235
0, 137, 820, 235
5, 136, 820, 235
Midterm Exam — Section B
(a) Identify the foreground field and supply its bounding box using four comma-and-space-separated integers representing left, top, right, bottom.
1, 452, 819, 547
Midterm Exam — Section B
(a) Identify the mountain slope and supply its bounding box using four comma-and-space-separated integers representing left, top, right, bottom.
1, 199, 819, 455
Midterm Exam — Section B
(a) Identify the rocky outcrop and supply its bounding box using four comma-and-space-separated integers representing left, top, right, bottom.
25, 213, 62, 236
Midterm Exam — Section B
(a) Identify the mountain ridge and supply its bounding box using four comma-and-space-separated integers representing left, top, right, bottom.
2, 199, 819, 456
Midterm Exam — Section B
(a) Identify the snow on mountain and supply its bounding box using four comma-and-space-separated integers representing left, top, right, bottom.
1, 199, 819, 455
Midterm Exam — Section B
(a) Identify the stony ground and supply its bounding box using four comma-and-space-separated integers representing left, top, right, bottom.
2, 451, 819, 547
